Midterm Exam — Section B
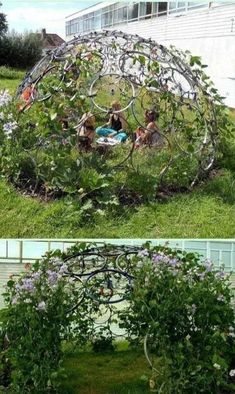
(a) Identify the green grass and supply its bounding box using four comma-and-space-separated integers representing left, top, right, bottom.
0, 78, 19, 94
60, 345, 150, 394
0, 67, 24, 94
0, 72, 235, 237
0, 171, 234, 237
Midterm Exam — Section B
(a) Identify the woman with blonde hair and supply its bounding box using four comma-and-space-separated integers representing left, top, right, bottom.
77, 112, 96, 150
96, 100, 128, 142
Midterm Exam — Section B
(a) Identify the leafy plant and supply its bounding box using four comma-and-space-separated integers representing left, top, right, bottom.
1, 249, 81, 392
120, 245, 235, 393
1, 242, 235, 393
92, 335, 115, 353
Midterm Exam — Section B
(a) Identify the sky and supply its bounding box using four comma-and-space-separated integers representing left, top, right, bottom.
1, 0, 97, 39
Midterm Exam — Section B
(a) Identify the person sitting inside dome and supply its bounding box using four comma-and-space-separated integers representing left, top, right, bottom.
77, 112, 95, 151
135, 109, 163, 147
96, 101, 128, 143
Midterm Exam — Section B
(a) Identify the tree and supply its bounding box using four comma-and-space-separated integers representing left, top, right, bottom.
0, 2, 8, 36
0, 31, 43, 68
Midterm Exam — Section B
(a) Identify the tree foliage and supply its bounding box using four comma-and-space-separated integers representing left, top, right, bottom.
0, 31, 42, 69
0, 2, 7, 36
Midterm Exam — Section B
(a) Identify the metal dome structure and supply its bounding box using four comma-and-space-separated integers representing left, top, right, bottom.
17, 30, 220, 189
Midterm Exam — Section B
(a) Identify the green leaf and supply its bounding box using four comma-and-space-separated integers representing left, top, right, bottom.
190, 55, 202, 66
140, 374, 149, 382
187, 144, 194, 153
149, 79, 159, 88
139, 55, 146, 66
7, 279, 15, 288
50, 112, 57, 121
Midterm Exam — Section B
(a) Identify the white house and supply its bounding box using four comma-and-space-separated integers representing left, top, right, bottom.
65, 1, 235, 108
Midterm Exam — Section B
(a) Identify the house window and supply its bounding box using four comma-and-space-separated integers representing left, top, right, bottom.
94, 11, 102, 30
158, 2, 167, 15
169, 2, 186, 14
187, 2, 208, 10
139, 2, 153, 19
128, 3, 139, 20
152, 2, 158, 15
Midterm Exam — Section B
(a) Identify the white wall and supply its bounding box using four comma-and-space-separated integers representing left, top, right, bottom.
112, 3, 235, 107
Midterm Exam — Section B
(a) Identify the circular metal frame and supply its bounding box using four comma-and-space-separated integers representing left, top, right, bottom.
16, 30, 219, 190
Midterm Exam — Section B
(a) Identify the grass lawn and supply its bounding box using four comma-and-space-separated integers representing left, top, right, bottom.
0, 173, 234, 237
0, 68, 25, 94
0, 71, 235, 238
0, 78, 20, 94
60, 345, 150, 394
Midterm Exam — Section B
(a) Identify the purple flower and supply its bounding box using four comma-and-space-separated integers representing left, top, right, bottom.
137, 249, 149, 258
47, 270, 58, 286
203, 259, 213, 272
215, 271, 227, 280
36, 301, 46, 311
3, 121, 18, 137
152, 253, 172, 264
59, 264, 68, 274
12, 296, 18, 305
0, 90, 11, 107
168, 258, 178, 267
21, 278, 36, 293
161, 255, 170, 264
31, 271, 41, 281
152, 253, 162, 263
197, 272, 206, 281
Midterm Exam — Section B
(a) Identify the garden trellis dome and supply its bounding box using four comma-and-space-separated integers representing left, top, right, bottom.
17, 30, 221, 190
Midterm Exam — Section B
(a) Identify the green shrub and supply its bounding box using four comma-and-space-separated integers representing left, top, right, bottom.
92, 335, 115, 353
0, 31, 42, 69
2, 250, 80, 392
120, 245, 235, 393
0, 66, 24, 80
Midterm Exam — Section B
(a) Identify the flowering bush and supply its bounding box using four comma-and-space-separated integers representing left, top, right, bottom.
120, 245, 235, 393
1, 243, 235, 393
0, 90, 18, 141
1, 243, 120, 392
1, 248, 86, 392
